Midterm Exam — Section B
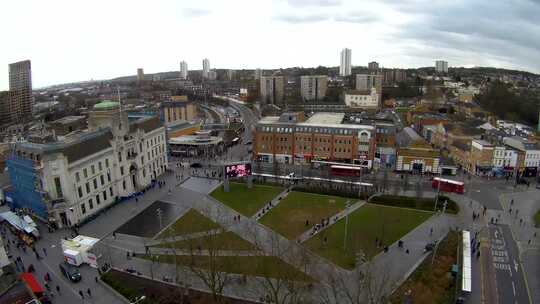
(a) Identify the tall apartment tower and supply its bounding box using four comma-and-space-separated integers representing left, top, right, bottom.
137, 68, 144, 82
180, 61, 188, 79
300, 75, 328, 102
435, 60, 448, 73
340, 48, 352, 77
8, 60, 32, 123
368, 61, 379, 70
202, 58, 211, 78
260, 76, 284, 105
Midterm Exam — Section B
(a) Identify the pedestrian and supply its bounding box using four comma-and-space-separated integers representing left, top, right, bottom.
528, 239, 532, 245
56, 285, 61, 295
510, 199, 514, 206
79, 290, 85, 299
87, 288, 92, 298
95, 276, 98, 283
405, 249, 409, 254
42, 247, 47, 256
520, 218, 523, 225
430, 227, 433, 236
509, 208, 512, 214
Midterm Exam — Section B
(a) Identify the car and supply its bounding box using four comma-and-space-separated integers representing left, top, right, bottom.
190, 163, 202, 168
244, 141, 252, 146
59, 262, 82, 282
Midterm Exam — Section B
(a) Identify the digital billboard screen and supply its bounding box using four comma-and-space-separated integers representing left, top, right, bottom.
225, 163, 252, 178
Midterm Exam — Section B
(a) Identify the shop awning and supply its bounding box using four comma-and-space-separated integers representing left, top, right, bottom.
20, 272, 44, 294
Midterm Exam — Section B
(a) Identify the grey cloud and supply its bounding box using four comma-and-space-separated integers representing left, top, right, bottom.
274, 13, 330, 23
287, 0, 342, 7
387, 0, 540, 72
182, 8, 211, 18
334, 14, 378, 24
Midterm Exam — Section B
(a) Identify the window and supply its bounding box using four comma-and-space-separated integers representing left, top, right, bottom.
118, 152, 122, 162
98, 162, 102, 171
91, 165, 95, 175
85, 182, 90, 194
109, 187, 113, 197
96, 194, 100, 205
81, 203, 86, 214
75, 172, 80, 183
103, 191, 107, 201
100, 175, 105, 186
122, 180, 126, 190
83, 168, 88, 178
105, 158, 109, 167
54, 177, 63, 197
107, 172, 111, 182
89, 198, 94, 209
120, 166, 124, 175
78, 187, 83, 198
93, 179, 98, 189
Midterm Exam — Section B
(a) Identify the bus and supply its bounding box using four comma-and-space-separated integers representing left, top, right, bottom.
330, 165, 362, 177
432, 177, 465, 194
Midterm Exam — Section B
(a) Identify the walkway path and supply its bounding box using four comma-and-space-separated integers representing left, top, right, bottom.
297, 200, 365, 243
253, 185, 293, 221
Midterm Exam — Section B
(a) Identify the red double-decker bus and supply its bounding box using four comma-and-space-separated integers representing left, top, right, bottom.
432, 177, 465, 194
330, 165, 361, 177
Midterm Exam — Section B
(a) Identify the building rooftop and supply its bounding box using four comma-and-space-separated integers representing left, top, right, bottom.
472, 139, 493, 147
93, 100, 120, 110
305, 113, 345, 125
51, 115, 86, 125
12, 115, 162, 164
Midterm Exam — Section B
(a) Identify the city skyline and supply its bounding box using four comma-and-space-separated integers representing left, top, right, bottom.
1, 0, 540, 90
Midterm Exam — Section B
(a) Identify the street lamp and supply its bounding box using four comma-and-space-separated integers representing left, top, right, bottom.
344, 201, 351, 250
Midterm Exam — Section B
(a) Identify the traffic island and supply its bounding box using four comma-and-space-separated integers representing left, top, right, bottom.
390, 230, 459, 304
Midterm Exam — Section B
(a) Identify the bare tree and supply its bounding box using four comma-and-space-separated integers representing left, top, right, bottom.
185, 230, 232, 304
318, 261, 391, 304
249, 229, 312, 304
182, 208, 234, 304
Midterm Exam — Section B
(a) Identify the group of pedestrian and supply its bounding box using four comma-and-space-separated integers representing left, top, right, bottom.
256, 201, 274, 219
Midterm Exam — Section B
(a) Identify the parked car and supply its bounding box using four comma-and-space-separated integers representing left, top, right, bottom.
59, 262, 81, 282
190, 162, 202, 168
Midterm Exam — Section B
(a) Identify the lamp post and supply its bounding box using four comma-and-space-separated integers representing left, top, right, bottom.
344, 201, 351, 250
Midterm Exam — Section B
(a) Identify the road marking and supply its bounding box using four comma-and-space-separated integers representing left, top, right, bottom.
512, 281, 516, 296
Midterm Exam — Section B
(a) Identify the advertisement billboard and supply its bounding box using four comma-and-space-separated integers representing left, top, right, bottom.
225, 163, 252, 178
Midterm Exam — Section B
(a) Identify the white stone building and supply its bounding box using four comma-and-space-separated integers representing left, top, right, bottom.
6, 100, 168, 227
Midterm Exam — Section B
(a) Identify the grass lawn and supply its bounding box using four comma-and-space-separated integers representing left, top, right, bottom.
306, 204, 433, 269
535, 209, 540, 228
260, 191, 350, 239
390, 231, 459, 304
140, 254, 313, 282
153, 231, 256, 251
211, 182, 284, 216
370, 195, 459, 214
155, 209, 220, 239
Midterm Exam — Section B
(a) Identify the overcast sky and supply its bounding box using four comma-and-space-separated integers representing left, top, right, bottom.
1, 0, 539, 90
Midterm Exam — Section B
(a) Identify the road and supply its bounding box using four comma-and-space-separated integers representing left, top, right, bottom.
487, 224, 530, 304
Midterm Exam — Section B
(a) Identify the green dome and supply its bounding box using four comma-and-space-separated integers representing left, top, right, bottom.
94, 100, 120, 110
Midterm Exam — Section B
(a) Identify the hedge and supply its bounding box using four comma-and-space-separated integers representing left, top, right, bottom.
369, 195, 459, 214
